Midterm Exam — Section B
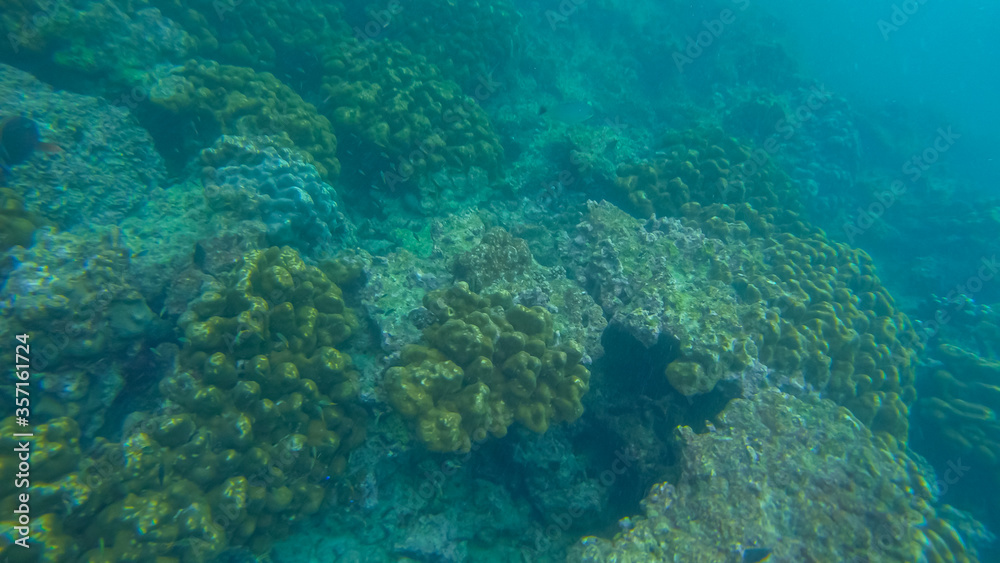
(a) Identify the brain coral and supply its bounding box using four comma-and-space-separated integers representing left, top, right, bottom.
200, 135, 355, 258
385, 282, 590, 452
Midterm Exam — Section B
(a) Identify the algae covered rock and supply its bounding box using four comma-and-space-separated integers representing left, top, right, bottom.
565, 201, 764, 397
385, 282, 590, 452
569, 388, 980, 563
0, 63, 167, 230
611, 129, 921, 445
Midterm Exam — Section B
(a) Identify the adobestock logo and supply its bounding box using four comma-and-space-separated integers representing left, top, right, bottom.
878, 0, 931, 40
672, 0, 751, 72
523, 445, 640, 557
841, 126, 959, 243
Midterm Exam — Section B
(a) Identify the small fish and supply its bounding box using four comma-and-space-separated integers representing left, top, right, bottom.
539, 101, 594, 125
275, 332, 290, 349
0, 116, 62, 164
0, 116, 62, 185
742, 547, 772, 563
193, 242, 207, 270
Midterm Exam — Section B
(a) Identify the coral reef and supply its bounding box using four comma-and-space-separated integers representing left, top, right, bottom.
269, 436, 533, 563
0, 416, 116, 561
0, 63, 167, 230
81, 246, 367, 560
144, 59, 339, 177
564, 201, 763, 397
615, 127, 800, 225
613, 130, 921, 444
920, 343, 1000, 467
722, 86, 861, 218
320, 39, 503, 188
385, 282, 590, 452
509, 426, 608, 534
0, 0, 190, 89
0, 229, 162, 440
568, 389, 979, 563
916, 339, 1000, 534
147, 0, 348, 70
200, 135, 355, 258
452, 227, 532, 293
356, 210, 605, 404
0, 188, 42, 250
374, 0, 521, 88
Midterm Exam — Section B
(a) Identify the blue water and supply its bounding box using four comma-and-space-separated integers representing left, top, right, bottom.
0, 0, 997, 562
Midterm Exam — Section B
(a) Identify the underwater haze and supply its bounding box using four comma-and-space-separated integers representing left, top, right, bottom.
0, 0, 998, 562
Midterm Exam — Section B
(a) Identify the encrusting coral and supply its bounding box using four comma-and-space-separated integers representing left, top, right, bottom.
385, 282, 590, 452
567, 388, 980, 563
0, 229, 161, 440
614, 128, 920, 445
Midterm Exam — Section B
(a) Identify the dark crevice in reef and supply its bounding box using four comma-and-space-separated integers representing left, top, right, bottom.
597, 323, 680, 397
565, 322, 745, 538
